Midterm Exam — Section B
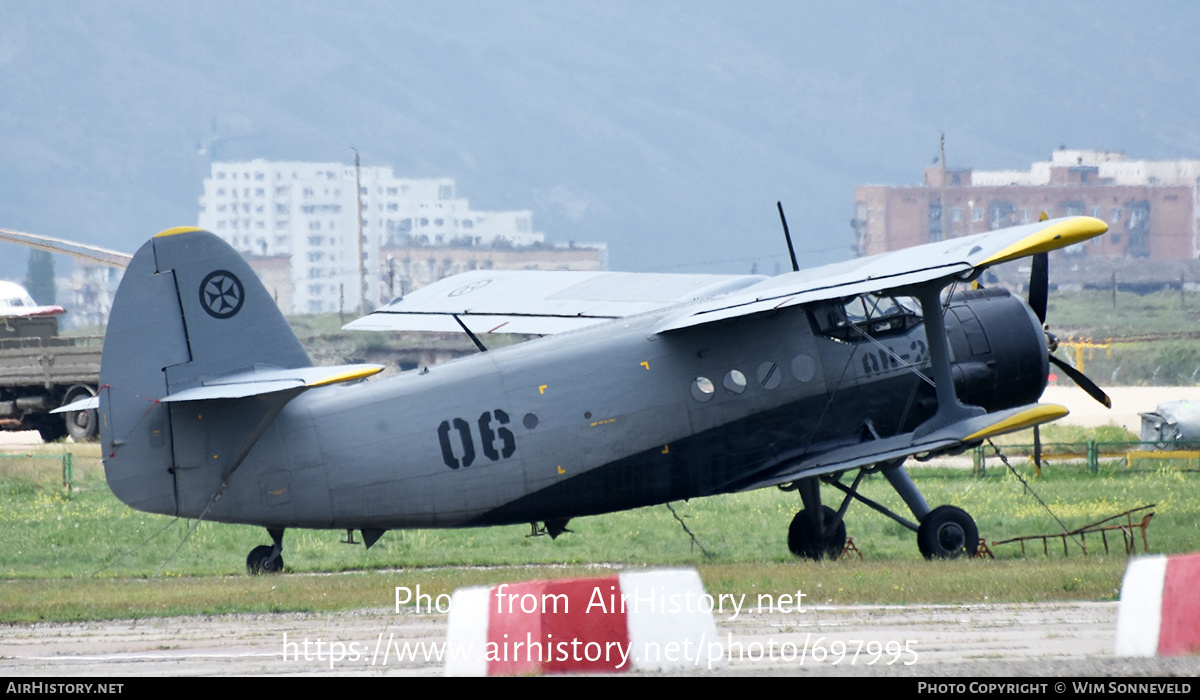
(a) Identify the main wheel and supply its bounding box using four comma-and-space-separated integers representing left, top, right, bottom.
246, 545, 284, 574
917, 505, 978, 559
788, 506, 847, 560
62, 385, 99, 442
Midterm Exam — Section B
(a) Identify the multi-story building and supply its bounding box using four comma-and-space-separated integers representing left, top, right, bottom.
853, 149, 1200, 260
197, 159, 604, 315
63, 265, 122, 329
377, 242, 608, 300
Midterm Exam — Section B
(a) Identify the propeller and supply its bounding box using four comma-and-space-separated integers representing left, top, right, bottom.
1029, 249, 1112, 409
1024, 240, 1109, 475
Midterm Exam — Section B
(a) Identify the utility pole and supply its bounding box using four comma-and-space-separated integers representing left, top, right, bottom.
354, 148, 367, 316
939, 133, 949, 241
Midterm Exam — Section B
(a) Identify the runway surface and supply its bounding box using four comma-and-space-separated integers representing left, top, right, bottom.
3, 600, 1198, 676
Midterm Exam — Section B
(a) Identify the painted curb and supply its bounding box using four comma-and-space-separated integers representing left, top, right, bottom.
444, 568, 722, 675
1115, 552, 1200, 656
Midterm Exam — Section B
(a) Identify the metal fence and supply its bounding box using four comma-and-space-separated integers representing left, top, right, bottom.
0, 451, 77, 497
972, 441, 1200, 475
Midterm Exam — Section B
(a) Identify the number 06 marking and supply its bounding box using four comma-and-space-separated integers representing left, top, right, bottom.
438, 410, 516, 469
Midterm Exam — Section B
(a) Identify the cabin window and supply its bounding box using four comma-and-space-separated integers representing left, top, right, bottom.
791, 354, 816, 382
756, 362, 782, 390
812, 294, 922, 341
691, 377, 716, 402
723, 370, 747, 395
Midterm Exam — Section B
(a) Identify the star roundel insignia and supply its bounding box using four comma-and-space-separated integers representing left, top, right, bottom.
199, 270, 245, 319
448, 279, 493, 297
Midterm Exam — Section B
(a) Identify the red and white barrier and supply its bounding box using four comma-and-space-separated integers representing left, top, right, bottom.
1115, 552, 1200, 656
444, 568, 721, 675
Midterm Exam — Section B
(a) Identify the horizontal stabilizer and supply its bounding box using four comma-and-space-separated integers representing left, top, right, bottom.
53, 364, 382, 413
733, 403, 1068, 492
344, 270, 764, 334
159, 363, 383, 403
51, 395, 100, 414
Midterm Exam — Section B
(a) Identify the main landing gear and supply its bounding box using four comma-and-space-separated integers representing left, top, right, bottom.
785, 460, 978, 560
916, 505, 978, 560
788, 506, 846, 560
247, 528, 285, 574
786, 478, 847, 560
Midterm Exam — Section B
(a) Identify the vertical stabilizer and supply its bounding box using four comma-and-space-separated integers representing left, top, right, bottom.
100, 228, 311, 514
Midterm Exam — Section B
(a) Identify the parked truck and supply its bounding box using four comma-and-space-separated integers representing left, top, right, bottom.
0, 281, 101, 441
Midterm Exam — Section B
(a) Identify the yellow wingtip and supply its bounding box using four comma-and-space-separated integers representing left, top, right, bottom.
307, 365, 384, 387
979, 216, 1108, 266
965, 404, 1069, 442
155, 226, 206, 238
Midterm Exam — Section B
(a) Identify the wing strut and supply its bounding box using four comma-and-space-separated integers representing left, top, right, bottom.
823, 471, 920, 532
907, 281, 985, 438
215, 391, 302, 484
453, 314, 488, 352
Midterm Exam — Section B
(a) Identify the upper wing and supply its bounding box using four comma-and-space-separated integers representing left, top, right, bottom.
655, 215, 1107, 333
345, 216, 1106, 336
344, 270, 765, 334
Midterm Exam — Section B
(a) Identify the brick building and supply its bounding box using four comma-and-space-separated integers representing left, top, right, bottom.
853, 149, 1200, 260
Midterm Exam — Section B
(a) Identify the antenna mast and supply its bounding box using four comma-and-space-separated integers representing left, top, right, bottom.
354, 148, 367, 316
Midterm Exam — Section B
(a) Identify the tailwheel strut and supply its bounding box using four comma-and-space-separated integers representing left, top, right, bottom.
247, 528, 285, 575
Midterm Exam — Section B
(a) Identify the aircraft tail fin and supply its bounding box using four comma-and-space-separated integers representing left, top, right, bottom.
99, 227, 314, 515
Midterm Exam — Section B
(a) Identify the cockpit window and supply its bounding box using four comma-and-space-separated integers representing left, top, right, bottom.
812, 294, 922, 341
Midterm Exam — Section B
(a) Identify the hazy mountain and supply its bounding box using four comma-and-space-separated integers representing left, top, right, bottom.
2, 1, 1198, 282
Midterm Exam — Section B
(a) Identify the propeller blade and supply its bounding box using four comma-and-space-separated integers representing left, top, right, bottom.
1049, 354, 1112, 408
1029, 252, 1048, 324
1032, 425, 1043, 476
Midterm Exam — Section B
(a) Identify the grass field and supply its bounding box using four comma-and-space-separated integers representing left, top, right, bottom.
3, 425, 1197, 623
1047, 289, 1200, 339
1045, 289, 1200, 385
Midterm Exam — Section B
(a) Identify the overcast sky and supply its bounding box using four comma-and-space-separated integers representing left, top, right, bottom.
2, 1, 1198, 281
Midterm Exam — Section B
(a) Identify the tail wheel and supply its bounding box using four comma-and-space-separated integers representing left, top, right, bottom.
246, 545, 284, 574
62, 385, 99, 442
917, 505, 978, 559
788, 506, 847, 560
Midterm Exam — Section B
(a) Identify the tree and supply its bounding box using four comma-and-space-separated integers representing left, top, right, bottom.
23, 250, 56, 306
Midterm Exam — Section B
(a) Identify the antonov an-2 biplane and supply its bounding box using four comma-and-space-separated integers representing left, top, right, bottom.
79, 215, 1109, 572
